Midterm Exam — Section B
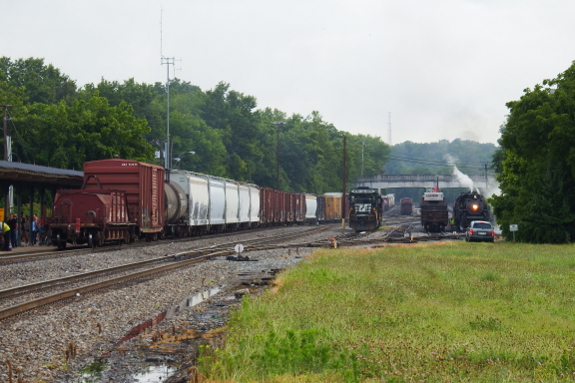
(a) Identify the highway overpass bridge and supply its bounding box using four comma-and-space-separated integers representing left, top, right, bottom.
355, 174, 498, 190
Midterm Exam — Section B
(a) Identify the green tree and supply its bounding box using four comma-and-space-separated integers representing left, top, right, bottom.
0, 57, 77, 105
490, 61, 575, 243
201, 82, 265, 181
16, 92, 154, 169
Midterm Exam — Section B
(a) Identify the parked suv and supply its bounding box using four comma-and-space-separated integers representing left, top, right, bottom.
465, 221, 495, 242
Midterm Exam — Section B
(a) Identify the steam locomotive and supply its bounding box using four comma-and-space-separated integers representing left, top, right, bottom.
452, 191, 490, 231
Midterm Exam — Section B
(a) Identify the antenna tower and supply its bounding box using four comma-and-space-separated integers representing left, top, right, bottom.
160, 8, 177, 176
387, 112, 392, 146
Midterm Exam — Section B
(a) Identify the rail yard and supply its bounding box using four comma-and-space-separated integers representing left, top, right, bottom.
0, 201, 470, 382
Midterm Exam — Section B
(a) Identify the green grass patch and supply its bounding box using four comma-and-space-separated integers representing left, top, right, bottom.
198, 242, 575, 382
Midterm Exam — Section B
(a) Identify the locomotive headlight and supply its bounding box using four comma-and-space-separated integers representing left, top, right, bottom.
472, 204, 479, 211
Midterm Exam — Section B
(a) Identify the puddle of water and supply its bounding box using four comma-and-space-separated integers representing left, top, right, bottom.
81, 358, 107, 382
133, 364, 177, 382
116, 286, 224, 347
166, 286, 222, 317
186, 286, 222, 307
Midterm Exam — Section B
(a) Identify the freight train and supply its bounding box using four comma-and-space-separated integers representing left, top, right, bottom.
452, 190, 491, 231
348, 186, 382, 232
420, 187, 448, 232
49, 159, 349, 249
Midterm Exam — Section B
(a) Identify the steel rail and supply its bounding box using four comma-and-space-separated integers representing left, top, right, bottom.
0, 225, 331, 264
0, 226, 329, 300
0, 250, 230, 321
0, 226, 331, 320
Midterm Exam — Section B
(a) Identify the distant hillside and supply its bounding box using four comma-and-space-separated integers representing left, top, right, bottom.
385, 139, 497, 175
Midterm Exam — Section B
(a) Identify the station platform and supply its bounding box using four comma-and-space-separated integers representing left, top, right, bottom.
0, 242, 57, 254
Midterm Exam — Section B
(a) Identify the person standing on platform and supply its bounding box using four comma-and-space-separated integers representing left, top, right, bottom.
27, 215, 36, 246
32, 214, 39, 245
7, 214, 17, 248
0, 220, 12, 251
21, 214, 29, 246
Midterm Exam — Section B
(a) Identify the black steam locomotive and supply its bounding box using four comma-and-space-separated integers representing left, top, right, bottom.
452, 191, 490, 231
348, 187, 382, 232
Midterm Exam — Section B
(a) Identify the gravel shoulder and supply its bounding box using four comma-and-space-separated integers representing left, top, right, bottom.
0, 225, 345, 383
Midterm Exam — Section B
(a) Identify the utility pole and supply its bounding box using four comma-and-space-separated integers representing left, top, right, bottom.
271, 122, 285, 190
161, 57, 175, 179
361, 142, 365, 177
160, 8, 177, 181
342, 135, 347, 230
2, 104, 12, 221
2, 104, 12, 161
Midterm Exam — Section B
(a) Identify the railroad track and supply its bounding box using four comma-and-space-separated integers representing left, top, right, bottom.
0, 225, 332, 321
0, 223, 465, 321
0, 224, 329, 265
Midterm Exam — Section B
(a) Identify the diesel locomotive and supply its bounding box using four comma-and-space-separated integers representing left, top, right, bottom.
348, 186, 382, 232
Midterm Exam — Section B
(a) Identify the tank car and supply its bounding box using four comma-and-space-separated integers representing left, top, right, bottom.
348, 187, 382, 232
453, 190, 490, 231
305, 194, 318, 224
420, 187, 448, 232
170, 170, 261, 235
50, 187, 133, 250
400, 197, 413, 215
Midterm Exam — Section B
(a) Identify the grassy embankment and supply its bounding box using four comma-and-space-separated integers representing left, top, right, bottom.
198, 241, 575, 382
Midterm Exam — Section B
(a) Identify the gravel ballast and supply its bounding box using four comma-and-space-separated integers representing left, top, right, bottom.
0, 225, 345, 383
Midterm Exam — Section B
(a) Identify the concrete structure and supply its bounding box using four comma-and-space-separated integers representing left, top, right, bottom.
356, 174, 497, 190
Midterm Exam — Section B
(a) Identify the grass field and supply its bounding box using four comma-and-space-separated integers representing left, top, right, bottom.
198, 241, 575, 382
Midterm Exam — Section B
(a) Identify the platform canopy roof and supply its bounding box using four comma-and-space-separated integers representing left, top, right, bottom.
0, 160, 84, 190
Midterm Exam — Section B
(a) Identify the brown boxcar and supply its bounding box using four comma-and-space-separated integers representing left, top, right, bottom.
51, 189, 132, 250
260, 187, 278, 226
294, 193, 306, 223
83, 159, 165, 240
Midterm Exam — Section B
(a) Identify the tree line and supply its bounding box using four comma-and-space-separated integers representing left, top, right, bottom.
491, 60, 575, 244
0, 57, 392, 194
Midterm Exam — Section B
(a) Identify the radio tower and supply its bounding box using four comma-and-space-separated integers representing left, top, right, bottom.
387, 112, 392, 146
160, 8, 177, 178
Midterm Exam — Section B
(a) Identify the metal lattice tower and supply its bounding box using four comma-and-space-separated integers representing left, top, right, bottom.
387, 112, 392, 146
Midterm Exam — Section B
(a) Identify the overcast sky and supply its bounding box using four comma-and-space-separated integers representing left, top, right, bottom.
3, 0, 575, 145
